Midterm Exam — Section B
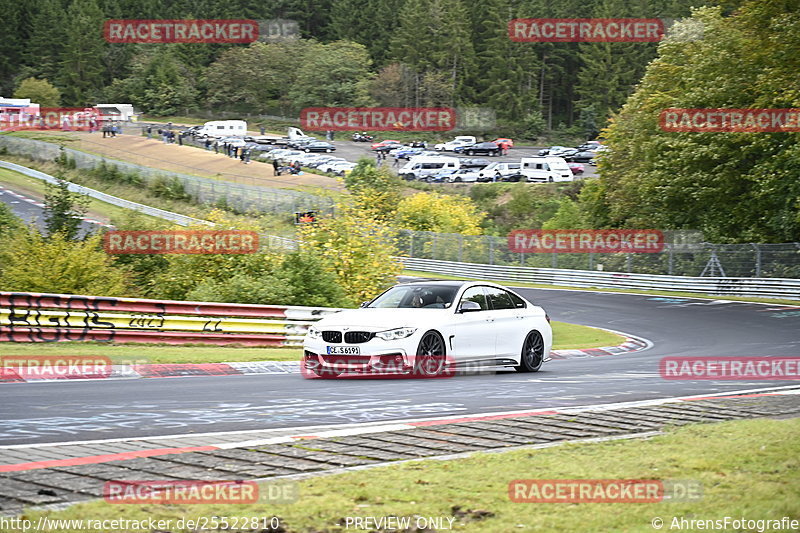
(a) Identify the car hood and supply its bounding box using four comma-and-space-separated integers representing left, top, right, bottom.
313, 308, 451, 330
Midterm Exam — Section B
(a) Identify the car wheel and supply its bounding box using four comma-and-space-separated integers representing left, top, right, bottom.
454, 177, 462, 182
466, 150, 473, 156
304, 148, 310, 152
413, 331, 446, 377
326, 148, 332, 153
516, 331, 544, 373
548, 176, 554, 183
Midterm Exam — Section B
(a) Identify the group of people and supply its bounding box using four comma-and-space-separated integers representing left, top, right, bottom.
375, 150, 399, 167
272, 159, 300, 175
101, 122, 121, 138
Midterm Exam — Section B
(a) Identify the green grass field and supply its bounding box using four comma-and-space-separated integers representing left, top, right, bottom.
5, 418, 797, 532
0, 321, 623, 365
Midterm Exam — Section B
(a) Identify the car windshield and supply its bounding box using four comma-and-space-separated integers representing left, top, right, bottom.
367, 284, 459, 309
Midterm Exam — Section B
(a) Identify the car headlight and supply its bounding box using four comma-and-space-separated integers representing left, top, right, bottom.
307, 326, 321, 340
375, 327, 417, 341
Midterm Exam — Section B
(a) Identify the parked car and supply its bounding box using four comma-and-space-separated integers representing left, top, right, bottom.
563, 151, 597, 163
550, 148, 578, 158
446, 168, 482, 183
352, 132, 374, 142
477, 162, 523, 182
317, 160, 350, 173
568, 162, 585, 175
302, 280, 552, 377
434, 136, 477, 151
302, 141, 336, 153
371, 139, 402, 150
538, 146, 570, 156
220, 137, 246, 147
458, 158, 491, 169
393, 147, 425, 160
455, 142, 501, 156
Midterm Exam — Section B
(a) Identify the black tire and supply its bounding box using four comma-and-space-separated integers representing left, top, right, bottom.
403, 173, 414, 180
548, 176, 554, 183
413, 331, 446, 377
454, 177, 462, 182
516, 331, 544, 372
467, 150, 474, 156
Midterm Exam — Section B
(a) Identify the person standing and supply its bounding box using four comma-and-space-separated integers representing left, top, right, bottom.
259, 125, 266, 136
178, 133, 183, 146
146, 125, 152, 139
214, 141, 219, 154
272, 159, 280, 175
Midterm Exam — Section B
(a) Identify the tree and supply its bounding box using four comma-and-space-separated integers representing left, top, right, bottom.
298, 207, 401, 303
584, 2, 800, 242
14, 78, 61, 107
105, 47, 199, 116
288, 40, 374, 109
43, 174, 90, 240
58, 0, 106, 105
343, 158, 403, 221
394, 192, 485, 235
0, 229, 131, 296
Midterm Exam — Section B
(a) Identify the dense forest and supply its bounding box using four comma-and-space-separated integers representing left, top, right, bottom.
1, 0, 703, 135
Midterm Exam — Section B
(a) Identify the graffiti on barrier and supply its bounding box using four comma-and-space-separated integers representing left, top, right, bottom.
1, 293, 120, 342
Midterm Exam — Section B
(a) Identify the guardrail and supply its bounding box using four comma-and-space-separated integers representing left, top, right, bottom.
400, 257, 800, 300
0, 292, 341, 346
0, 160, 211, 227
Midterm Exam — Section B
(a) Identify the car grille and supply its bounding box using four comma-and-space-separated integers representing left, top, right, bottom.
344, 331, 374, 344
322, 331, 342, 343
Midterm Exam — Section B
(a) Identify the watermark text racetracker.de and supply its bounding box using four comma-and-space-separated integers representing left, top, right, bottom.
300, 107, 456, 131
660, 357, 800, 380
0, 356, 112, 380
103, 230, 259, 255
0, 108, 99, 132
104, 19, 258, 43
103, 480, 296, 504
508, 229, 665, 254
659, 108, 800, 133
509, 479, 702, 503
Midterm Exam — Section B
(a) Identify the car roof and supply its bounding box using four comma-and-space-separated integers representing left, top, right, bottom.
396, 280, 505, 289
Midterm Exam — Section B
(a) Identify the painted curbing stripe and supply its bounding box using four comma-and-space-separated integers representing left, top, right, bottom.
0, 446, 218, 473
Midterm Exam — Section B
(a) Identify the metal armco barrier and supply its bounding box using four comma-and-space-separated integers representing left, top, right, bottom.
0, 292, 342, 346
400, 258, 800, 300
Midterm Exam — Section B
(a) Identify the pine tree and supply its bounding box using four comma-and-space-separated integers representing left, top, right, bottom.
58, 0, 106, 105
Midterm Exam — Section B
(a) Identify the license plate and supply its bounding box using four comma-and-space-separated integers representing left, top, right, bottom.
326, 346, 360, 355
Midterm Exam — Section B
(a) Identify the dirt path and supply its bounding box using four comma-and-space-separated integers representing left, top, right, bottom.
61, 131, 344, 192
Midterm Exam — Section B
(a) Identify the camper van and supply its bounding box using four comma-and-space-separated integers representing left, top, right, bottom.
521, 157, 573, 182
399, 156, 460, 180
197, 120, 247, 138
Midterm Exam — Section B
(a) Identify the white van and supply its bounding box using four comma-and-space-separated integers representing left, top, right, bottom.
198, 120, 247, 138
399, 156, 460, 180
521, 157, 573, 182
434, 136, 477, 151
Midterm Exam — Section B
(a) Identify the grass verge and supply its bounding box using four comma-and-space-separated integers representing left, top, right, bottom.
6, 418, 798, 532
0, 322, 621, 365
403, 269, 800, 306
0, 167, 160, 226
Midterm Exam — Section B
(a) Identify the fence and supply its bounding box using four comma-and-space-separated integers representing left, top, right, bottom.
0, 135, 334, 216
400, 257, 800, 299
395, 230, 800, 279
0, 292, 340, 347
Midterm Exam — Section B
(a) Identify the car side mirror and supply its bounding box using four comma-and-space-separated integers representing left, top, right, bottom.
458, 301, 482, 313
359, 301, 370, 308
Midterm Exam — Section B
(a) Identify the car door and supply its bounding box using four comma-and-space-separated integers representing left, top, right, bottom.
483, 286, 528, 358
450, 286, 494, 362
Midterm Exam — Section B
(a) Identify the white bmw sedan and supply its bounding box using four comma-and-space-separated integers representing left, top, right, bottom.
302, 281, 552, 378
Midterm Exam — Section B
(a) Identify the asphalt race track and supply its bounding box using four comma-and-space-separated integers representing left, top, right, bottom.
1, 289, 798, 446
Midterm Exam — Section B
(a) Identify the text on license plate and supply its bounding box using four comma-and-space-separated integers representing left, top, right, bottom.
326, 346, 360, 355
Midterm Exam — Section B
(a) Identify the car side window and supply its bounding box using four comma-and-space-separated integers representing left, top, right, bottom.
508, 291, 526, 308
459, 287, 488, 310
485, 287, 516, 310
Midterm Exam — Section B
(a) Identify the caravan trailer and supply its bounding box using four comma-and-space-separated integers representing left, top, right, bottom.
197, 120, 248, 138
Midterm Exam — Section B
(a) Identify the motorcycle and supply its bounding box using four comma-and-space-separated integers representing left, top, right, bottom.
352, 132, 374, 142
